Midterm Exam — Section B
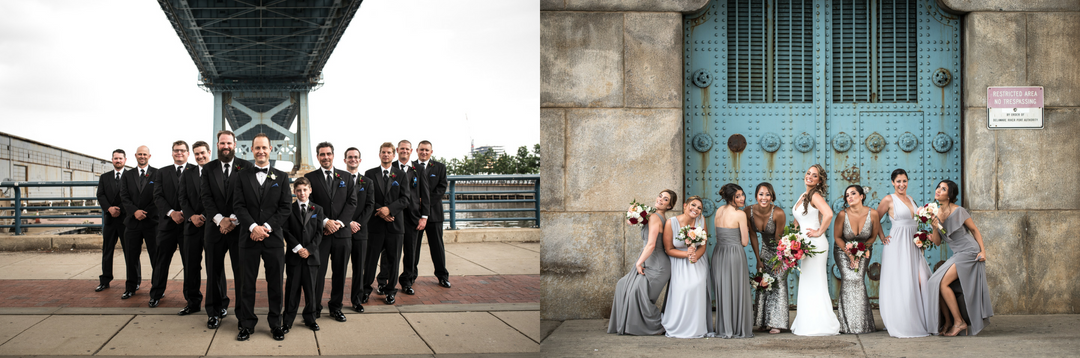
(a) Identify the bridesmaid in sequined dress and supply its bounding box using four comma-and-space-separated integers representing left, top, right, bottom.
745, 183, 788, 334
832, 185, 882, 334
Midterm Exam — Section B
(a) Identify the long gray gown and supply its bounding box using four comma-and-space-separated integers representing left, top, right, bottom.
707, 227, 754, 338
835, 210, 876, 334
923, 206, 993, 335
608, 212, 671, 335
752, 206, 790, 330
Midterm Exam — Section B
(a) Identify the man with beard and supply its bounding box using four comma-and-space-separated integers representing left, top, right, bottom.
200, 130, 249, 329
95, 149, 127, 292
176, 141, 212, 315
344, 147, 375, 312
232, 133, 291, 341
303, 142, 356, 322
119, 145, 157, 300
149, 140, 195, 308
364, 142, 410, 305
390, 140, 429, 296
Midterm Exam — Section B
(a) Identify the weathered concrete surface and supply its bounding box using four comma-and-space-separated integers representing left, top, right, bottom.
624, 13, 682, 108
962, 109, 996, 211
0, 314, 131, 356
492, 310, 542, 343
564, 109, 683, 212
540, 108, 566, 212
1025, 12, 1080, 107
97, 314, 215, 356
316, 313, 431, 356
543, 314, 1080, 357
941, 0, 1080, 12
540, 12, 624, 108
963, 12, 1025, 108
541, 212, 624, 320
402, 312, 539, 354
542, 0, 710, 12
0, 315, 47, 348
974, 210, 1080, 314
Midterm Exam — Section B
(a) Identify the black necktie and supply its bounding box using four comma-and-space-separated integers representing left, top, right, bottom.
222, 163, 230, 187
326, 170, 333, 192
176, 166, 183, 178
138, 169, 146, 191
383, 169, 389, 178
352, 174, 357, 184
301, 203, 307, 217
114, 172, 120, 182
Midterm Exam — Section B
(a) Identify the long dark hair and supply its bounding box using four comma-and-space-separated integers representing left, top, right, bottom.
802, 164, 828, 215
755, 182, 778, 207
842, 185, 866, 209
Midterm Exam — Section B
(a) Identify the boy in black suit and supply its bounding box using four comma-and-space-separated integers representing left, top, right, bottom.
283, 177, 324, 333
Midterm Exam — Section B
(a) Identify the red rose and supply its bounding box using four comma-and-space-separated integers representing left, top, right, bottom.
640, 210, 648, 218
641, 218, 649, 224
629, 218, 638, 224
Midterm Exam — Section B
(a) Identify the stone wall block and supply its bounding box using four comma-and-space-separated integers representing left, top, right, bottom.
974, 210, 1080, 314
1026, 12, 1080, 107
561, 0, 709, 13
624, 13, 683, 108
941, 0, 1080, 12
963, 12, 1025, 107
962, 108, 997, 211
993, 109, 1080, 210
541, 212, 626, 320
541, 109, 567, 212
541, 12, 624, 108
540, 0, 564, 11
564, 109, 683, 212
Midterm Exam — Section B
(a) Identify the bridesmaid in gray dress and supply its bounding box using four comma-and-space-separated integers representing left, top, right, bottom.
708, 183, 753, 338
746, 183, 789, 334
924, 180, 993, 336
608, 190, 677, 335
832, 185, 883, 334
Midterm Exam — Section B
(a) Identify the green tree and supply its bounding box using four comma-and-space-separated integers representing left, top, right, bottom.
444, 144, 540, 175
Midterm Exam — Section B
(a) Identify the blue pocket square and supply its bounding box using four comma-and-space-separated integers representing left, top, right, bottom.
359, 187, 365, 191
310, 214, 317, 219
430, 174, 436, 177
338, 181, 345, 188
392, 181, 399, 186
272, 183, 279, 187
149, 181, 154, 184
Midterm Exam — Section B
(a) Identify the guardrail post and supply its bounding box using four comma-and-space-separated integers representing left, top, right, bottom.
533, 179, 540, 228
448, 180, 457, 230
13, 183, 22, 235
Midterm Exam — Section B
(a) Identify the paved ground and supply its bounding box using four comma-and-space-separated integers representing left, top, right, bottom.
0, 242, 539, 357
541, 311, 1080, 357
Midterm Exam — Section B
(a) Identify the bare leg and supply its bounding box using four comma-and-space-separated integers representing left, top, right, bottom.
937, 295, 950, 335
939, 264, 968, 336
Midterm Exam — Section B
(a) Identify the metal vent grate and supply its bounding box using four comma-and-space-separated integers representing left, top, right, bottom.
727, 0, 813, 103
727, 0, 768, 103
877, 0, 918, 102
774, 0, 813, 103
831, 0, 871, 103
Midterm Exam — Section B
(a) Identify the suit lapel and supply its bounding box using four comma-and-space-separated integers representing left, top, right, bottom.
260, 171, 275, 198
247, 171, 262, 208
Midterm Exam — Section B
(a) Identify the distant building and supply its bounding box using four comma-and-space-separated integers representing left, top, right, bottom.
0, 131, 119, 200
472, 145, 505, 157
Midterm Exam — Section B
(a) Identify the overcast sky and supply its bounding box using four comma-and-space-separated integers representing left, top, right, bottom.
0, 0, 539, 170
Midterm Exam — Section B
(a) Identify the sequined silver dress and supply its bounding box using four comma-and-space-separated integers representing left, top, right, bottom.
835, 210, 876, 334
751, 206, 789, 330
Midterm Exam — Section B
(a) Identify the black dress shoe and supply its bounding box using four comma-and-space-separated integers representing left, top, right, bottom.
121, 291, 134, 299
220, 308, 228, 318
236, 328, 252, 341
402, 287, 415, 295
361, 294, 369, 304
385, 294, 395, 305
352, 304, 365, 313
95, 284, 109, 292
148, 299, 160, 308
438, 279, 452, 288
178, 306, 200, 316
330, 310, 346, 322
135, 284, 140, 290
282, 325, 290, 334
207, 316, 221, 329
305, 321, 321, 331
272, 327, 285, 341
376, 285, 386, 295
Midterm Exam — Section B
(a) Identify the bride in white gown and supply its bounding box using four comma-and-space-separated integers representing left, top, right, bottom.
789, 164, 841, 336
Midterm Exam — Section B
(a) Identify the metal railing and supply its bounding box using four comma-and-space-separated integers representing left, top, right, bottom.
0, 174, 539, 235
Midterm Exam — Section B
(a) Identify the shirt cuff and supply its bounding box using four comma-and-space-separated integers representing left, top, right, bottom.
214, 214, 224, 225
322, 218, 329, 226
167, 209, 174, 216
248, 223, 258, 232
335, 220, 344, 227
263, 223, 272, 232
291, 244, 303, 253
230, 214, 237, 221
421, 215, 428, 219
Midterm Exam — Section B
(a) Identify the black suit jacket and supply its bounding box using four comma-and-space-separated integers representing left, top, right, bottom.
178, 165, 206, 236
285, 201, 324, 266
364, 165, 411, 234
349, 174, 376, 238
393, 161, 429, 223
119, 166, 158, 229
415, 160, 448, 223
232, 166, 291, 249
200, 158, 251, 243
303, 168, 357, 239
154, 163, 197, 231
97, 170, 125, 226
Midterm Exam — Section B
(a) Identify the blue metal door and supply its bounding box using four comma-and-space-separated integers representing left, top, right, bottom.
684, 0, 961, 305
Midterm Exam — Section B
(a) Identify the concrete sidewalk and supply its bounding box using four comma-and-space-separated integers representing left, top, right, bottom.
0, 242, 540, 357
541, 311, 1080, 357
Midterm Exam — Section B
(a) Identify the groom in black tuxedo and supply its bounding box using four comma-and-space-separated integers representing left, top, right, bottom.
303, 142, 356, 322
95, 149, 127, 292
149, 140, 196, 308
200, 130, 250, 329
363, 142, 411, 305
231, 133, 291, 341
119, 145, 157, 300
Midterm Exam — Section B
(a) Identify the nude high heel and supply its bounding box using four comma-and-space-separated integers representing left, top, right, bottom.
945, 323, 968, 337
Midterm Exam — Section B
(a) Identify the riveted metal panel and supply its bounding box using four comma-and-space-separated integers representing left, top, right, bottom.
685, 0, 961, 305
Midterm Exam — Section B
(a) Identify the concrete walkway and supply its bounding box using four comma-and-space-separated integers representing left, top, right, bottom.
0, 242, 539, 357
541, 311, 1080, 357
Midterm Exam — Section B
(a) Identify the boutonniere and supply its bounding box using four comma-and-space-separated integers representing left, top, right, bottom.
268, 172, 277, 180
390, 172, 397, 179
358, 176, 365, 185
410, 164, 418, 171
334, 172, 341, 179
144, 171, 150, 178
235, 164, 243, 171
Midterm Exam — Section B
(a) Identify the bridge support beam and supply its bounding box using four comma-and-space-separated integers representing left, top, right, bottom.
210, 91, 315, 174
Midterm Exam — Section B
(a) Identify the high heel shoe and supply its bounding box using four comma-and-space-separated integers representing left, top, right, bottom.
944, 323, 968, 337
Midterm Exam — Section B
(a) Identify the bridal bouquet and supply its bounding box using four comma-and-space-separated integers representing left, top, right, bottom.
913, 202, 945, 250
677, 225, 708, 263
625, 199, 655, 226
750, 272, 776, 291
768, 224, 824, 274
844, 242, 870, 272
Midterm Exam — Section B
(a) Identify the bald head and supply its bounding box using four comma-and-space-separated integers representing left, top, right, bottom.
135, 146, 151, 168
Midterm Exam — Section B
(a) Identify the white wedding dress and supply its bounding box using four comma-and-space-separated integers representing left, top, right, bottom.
789, 194, 841, 336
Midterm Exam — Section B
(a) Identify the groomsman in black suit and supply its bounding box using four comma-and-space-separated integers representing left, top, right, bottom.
412, 140, 451, 288
149, 140, 195, 308
344, 147, 375, 312
283, 177, 324, 333
95, 149, 127, 292
391, 140, 429, 295
200, 130, 249, 329
363, 142, 411, 305
119, 145, 157, 299
176, 141, 212, 315
231, 133, 291, 341
304, 142, 356, 322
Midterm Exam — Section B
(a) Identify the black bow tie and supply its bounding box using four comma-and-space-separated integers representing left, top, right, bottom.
255, 168, 269, 174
